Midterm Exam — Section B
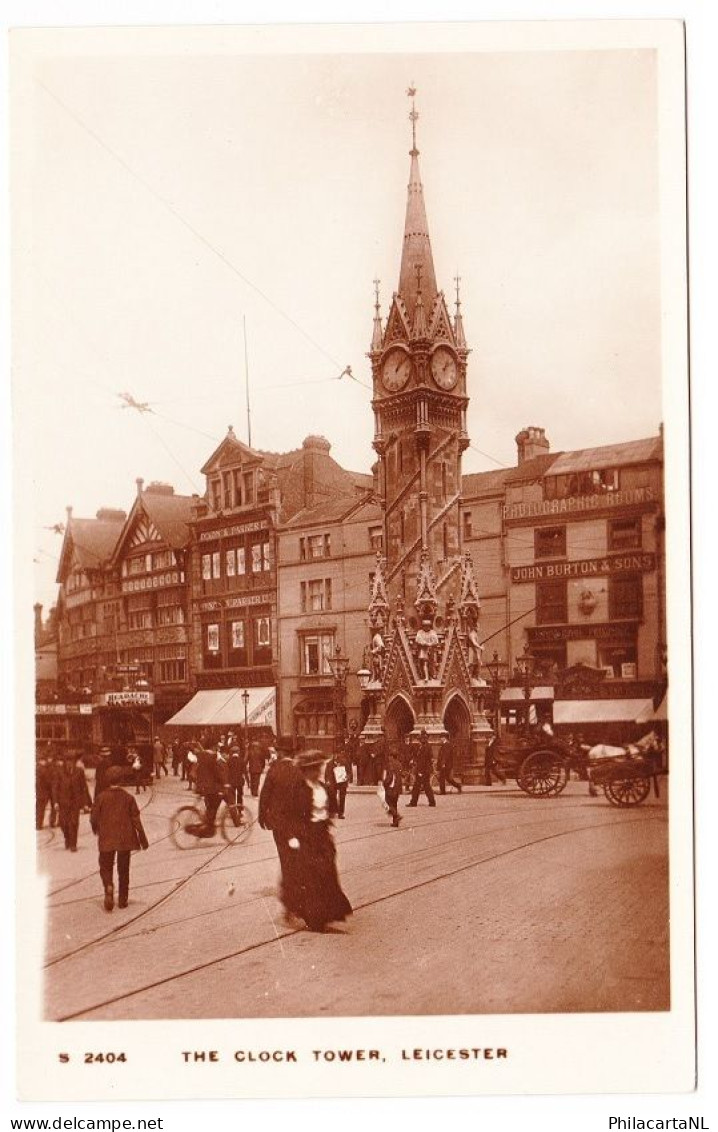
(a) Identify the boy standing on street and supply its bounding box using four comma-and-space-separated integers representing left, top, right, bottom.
90, 765, 149, 911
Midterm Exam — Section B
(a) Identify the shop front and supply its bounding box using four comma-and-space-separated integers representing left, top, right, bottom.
35, 701, 93, 753
93, 689, 155, 749
552, 696, 655, 746
164, 685, 276, 747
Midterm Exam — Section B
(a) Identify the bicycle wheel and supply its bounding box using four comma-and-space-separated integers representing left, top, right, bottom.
220, 804, 253, 845
170, 805, 208, 850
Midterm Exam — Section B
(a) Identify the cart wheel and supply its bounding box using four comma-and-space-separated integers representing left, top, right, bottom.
170, 805, 211, 849
220, 804, 253, 845
603, 776, 651, 807
517, 750, 568, 797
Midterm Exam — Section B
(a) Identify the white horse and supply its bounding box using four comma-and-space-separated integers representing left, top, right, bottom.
583, 730, 663, 796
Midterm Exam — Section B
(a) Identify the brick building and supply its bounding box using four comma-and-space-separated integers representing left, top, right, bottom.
276, 493, 382, 750
463, 427, 666, 740
168, 428, 371, 735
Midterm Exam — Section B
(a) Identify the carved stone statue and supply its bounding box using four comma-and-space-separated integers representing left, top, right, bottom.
370, 630, 386, 682
468, 625, 484, 679
415, 618, 439, 682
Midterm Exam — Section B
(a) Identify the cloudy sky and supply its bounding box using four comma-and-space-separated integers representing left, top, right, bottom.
13, 30, 664, 610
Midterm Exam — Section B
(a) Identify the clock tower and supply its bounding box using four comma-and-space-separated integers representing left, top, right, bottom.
370, 91, 470, 603
362, 92, 491, 783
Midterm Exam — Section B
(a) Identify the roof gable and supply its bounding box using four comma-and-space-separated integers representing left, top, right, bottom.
200, 432, 265, 476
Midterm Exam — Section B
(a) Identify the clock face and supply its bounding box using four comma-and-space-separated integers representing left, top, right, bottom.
431, 346, 458, 390
381, 349, 411, 392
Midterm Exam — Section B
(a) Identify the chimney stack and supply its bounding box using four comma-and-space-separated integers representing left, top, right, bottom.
136, 477, 144, 497
515, 426, 550, 466
302, 435, 331, 509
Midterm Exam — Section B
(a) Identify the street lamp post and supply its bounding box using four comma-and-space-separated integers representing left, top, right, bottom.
484, 651, 508, 787
515, 643, 536, 736
328, 644, 350, 751
485, 651, 507, 739
241, 687, 250, 764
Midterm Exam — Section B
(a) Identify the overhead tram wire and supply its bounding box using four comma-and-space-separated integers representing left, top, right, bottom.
33, 104, 497, 463
33, 90, 614, 544
140, 414, 202, 495
36, 79, 349, 376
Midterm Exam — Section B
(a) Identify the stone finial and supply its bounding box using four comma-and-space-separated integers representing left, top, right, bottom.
368, 552, 390, 629
414, 549, 439, 622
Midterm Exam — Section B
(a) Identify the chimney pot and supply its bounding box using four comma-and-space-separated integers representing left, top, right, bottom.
515, 426, 550, 465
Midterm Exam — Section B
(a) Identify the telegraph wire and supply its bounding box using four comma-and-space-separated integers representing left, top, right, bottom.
36, 79, 348, 375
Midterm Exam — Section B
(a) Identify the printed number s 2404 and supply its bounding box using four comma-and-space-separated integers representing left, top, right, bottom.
84, 1052, 127, 1063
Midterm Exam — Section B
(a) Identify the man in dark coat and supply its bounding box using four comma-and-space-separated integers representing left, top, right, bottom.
324, 749, 351, 819
93, 747, 112, 802
55, 753, 92, 850
190, 745, 230, 834
381, 749, 403, 827
153, 737, 168, 779
91, 765, 149, 910
225, 744, 246, 809
35, 753, 56, 830
258, 749, 305, 922
247, 740, 266, 797
407, 730, 436, 807
437, 736, 463, 794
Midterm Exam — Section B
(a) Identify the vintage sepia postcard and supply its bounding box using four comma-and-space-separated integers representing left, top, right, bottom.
10, 18, 693, 1102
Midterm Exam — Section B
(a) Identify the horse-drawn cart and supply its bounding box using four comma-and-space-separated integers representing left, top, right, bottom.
585, 735, 663, 807
488, 728, 664, 807
488, 729, 578, 797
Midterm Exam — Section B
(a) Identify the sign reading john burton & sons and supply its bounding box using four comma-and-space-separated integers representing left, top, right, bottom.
511, 553, 655, 584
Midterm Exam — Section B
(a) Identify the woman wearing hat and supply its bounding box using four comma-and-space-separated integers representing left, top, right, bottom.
287, 749, 352, 932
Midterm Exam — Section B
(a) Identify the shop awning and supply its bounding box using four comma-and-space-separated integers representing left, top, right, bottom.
165, 687, 276, 730
500, 686, 554, 703
553, 698, 652, 725
635, 694, 667, 724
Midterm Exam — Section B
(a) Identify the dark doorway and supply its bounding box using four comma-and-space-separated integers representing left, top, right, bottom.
384, 695, 414, 746
443, 694, 471, 771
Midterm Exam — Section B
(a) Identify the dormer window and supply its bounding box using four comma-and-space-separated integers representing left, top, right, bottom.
243, 470, 255, 505
210, 478, 222, 511
222, 471, 234, 509
233, 468, 243, 504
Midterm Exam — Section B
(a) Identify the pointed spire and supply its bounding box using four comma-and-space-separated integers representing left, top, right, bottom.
453, 274, 467, 349
371, 278, 383, 353
369, 553, 390, 629
458, 552, 481, 626
414, 549, 439, 622
397, 88, 438, 319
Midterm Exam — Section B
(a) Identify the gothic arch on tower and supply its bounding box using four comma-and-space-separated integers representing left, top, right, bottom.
385, 693, 415, 743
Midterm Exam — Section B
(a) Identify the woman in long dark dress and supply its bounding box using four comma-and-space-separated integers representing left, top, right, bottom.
288, 749, 352, 932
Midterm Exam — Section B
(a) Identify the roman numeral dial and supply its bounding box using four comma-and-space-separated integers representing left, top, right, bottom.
381, 348, 412, 393
430, 345, 458, 391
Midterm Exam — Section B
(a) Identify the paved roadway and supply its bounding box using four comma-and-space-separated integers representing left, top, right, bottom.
38, 774, 669, 1021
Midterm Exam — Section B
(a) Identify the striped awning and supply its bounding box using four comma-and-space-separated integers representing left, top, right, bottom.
166, 687, 276, 730
553, 698, 652, 725
500, 686, 554, 703
635, 694, 667, 724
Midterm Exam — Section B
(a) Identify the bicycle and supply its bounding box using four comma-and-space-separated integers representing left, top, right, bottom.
169, 793, 253, 850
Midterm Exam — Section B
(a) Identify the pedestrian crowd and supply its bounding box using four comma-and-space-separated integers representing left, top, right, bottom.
36, 726, 462, 928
